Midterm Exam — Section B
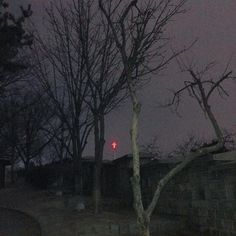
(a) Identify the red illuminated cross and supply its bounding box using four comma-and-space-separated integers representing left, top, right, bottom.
111, 141, 117, 150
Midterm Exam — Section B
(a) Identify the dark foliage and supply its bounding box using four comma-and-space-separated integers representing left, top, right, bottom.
0, 0, 33, 72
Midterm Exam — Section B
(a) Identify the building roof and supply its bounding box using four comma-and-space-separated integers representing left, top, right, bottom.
113, 152, 151, 161
141, 151, 236, 169
112, 152, 156, 165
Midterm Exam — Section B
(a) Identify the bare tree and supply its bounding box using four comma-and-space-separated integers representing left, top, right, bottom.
141, 136, 162, 159
46, 119, 70, 192
170, 130, 236, 159
32, 1, 129, 209
221, 130, 236, 151
15, 92, 53, 175
74, 0, 128, 213
99, 0, 188, 235
32, 0, 95, 194
170, 135, 205, 158
0, 88, 52, 179
98, 0, 234, 235
0, 93, 20, 183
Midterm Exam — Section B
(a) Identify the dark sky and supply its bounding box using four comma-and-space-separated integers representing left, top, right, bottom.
13, 0, 236, 159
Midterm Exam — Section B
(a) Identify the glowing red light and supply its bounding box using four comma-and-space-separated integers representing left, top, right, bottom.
111, 141, 118, 150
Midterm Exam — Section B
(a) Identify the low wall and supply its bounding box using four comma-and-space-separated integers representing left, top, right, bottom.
141, 154, 236, 235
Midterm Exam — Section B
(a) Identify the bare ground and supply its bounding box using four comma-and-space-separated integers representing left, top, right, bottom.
0, 183, 141, 236
0, 183, 202, 236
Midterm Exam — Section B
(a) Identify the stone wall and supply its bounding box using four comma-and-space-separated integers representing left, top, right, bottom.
141, 154, 236, 235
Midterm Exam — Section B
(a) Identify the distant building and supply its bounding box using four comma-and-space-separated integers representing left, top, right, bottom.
111, 152, 155, 203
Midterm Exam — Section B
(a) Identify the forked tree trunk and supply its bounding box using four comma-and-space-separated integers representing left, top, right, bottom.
129, 80, 151, 236
98, 2, 227, 235
128, 75, 224, 236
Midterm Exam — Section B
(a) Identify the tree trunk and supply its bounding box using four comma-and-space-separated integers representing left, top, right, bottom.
93, 161, 102, 213
72, 135, 83, 195
73, 150, 83, 194
139, 224, 150, 236
58, 123, 65, 192
128, 80, 150, 236
10, 163, 15, 184
24, 159, 30, 181
58, 146, 64, 193
136, 210, 151, 236
93, 114, 105, 214
10, 146, 16, 184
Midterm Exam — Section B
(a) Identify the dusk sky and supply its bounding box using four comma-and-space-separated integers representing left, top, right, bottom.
13, 0, 236, 159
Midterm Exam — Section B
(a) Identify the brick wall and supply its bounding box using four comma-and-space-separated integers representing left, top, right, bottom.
141, 154, 236, 235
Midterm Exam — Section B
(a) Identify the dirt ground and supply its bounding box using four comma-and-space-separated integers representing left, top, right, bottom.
0, 183, 141, 236
0, 183, 201, 236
